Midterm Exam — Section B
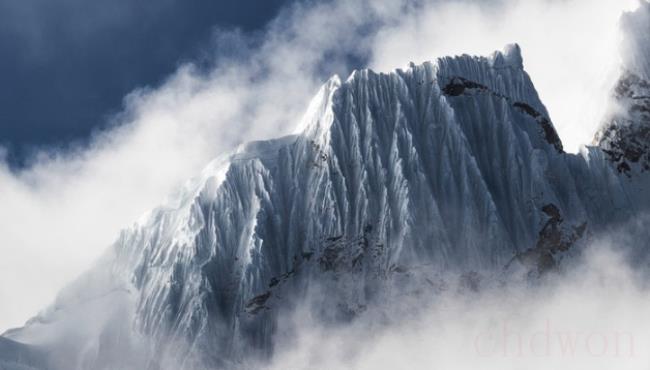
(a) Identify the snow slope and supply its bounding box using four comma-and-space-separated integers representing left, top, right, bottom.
3, 7, 650, 368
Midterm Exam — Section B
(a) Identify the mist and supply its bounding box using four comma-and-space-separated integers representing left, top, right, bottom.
0, 0, 644, 335
264, 241, 650, 370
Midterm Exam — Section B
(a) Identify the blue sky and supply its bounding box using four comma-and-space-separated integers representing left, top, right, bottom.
0, 0, 290, 165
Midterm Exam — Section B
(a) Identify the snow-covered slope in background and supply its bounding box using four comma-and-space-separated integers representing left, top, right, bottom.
4, 5, 650, 368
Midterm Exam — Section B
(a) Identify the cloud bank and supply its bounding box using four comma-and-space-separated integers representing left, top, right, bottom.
265, 242, 650, 370
0, 0, 642, 333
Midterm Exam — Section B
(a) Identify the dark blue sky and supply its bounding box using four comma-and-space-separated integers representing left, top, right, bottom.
0, 0, 291, 165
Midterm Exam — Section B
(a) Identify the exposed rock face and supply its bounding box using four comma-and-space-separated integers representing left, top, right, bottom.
4, 39, 650, 369
506, 204, 587, 277
596, 2, 650, 176
596, 71, 650, 175
441, 76, 564, 153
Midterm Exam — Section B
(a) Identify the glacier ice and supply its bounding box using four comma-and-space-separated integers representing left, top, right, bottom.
4, 12, 650, 368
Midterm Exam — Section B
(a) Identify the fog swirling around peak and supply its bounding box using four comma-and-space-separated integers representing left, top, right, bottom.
0, 0, 389, 333
0, 0, 643, 333
263, 215, 650, 370
265, 241, 650, 370
621, 1, 650, 80
370, 0, 642, 153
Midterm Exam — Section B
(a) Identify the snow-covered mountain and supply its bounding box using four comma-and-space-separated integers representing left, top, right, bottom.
595, 2, 650, 177
3, 5, 650, 369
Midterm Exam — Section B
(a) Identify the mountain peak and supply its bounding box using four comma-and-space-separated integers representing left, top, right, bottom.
490, 43, 524, 69
595, 3, 650, 175
6, 42, 650, 369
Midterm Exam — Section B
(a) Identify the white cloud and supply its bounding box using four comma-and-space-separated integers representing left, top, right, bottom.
0, 0, 643, 333
265, 243, 650, 370
369, 0, 641, 152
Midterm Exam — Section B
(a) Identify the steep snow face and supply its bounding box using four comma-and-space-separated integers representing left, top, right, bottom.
0, 337, 47, 370
5, 42, 650, 368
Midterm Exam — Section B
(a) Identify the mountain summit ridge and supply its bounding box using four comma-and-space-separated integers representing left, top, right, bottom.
3, 37, 650, 369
